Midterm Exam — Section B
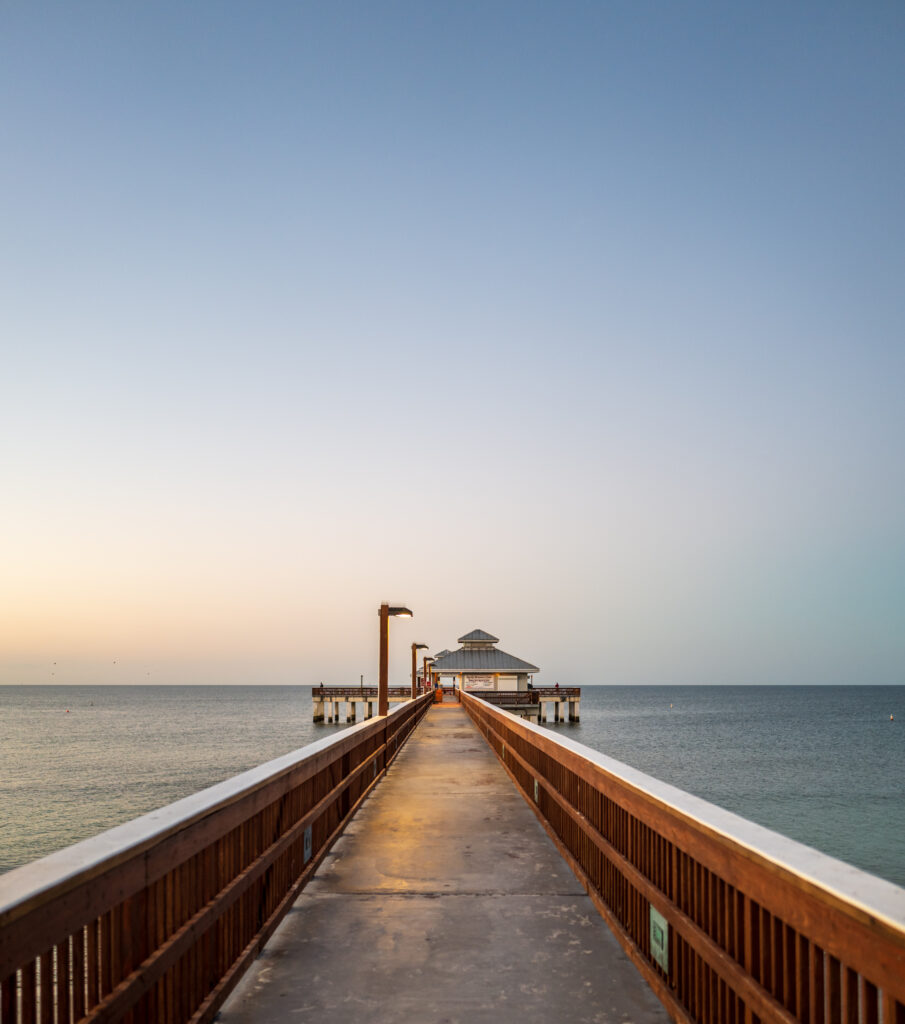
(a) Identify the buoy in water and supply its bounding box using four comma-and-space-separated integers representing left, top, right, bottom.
891, 714, 895, 721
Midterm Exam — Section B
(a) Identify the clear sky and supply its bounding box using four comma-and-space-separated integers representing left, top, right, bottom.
2, 2, 903, 686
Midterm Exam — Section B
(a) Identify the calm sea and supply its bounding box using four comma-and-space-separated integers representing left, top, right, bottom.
1, 685, 903, 888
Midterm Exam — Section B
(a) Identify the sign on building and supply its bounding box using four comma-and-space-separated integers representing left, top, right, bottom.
463, 675, 494, 690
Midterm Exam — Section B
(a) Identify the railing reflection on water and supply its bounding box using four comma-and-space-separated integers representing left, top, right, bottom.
0, 692, 434, 1024
460, 690, 905, 1024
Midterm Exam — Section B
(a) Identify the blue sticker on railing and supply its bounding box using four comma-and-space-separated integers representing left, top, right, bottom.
650, 906, 668, 973
303, 826, 313, 865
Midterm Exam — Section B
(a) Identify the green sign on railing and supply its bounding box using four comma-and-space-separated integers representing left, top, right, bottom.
649, 906, 669, 973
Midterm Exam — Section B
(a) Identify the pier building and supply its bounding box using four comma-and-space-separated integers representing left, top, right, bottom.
431, 628, 539, 691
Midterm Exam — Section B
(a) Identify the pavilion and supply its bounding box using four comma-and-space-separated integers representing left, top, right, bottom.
431, 629, 539, 692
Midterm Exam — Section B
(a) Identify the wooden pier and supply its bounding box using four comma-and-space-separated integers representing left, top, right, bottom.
219, 700, 666, 1023
2, 688, 904, 1024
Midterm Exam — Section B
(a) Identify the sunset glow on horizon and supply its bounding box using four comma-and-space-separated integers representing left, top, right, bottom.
2, 2, 903, 687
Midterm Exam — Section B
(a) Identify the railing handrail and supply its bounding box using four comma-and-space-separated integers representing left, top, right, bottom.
459, 689, 905, 1021
312, 686, 409, 696
532, 686, 580, 696
474, 692, 537, 704
0, 695, 431, 962
0, 708, 397, 926
464, 693, 905, 931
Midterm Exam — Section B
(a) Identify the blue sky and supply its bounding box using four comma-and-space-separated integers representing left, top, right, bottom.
2, 2, 903, 685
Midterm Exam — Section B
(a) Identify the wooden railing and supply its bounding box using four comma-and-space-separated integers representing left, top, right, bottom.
474, 691, 538, 706
0, 692, 434, 1024
313, 686, 410, 698
532, 686, 580, 698
470, 688, 580, 707
460, 690, 905, 1024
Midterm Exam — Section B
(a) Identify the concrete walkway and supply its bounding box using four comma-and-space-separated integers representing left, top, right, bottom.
219, 704, 668, 1024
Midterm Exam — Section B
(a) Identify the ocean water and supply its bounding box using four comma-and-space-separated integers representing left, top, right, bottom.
0, 685, 335, 874
1, 685, 903, 889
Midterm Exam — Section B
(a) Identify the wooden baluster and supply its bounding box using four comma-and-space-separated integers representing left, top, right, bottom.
763, 909, 773, 999
120, 898, 135, 1024
743, 895, 756, 1022
700, 957, 708, 1024
796, 934, 810, 1023
1, 971, 16, 1024
21, 961, 37, 1024
154, 878, 166, 1024
164, 871, 175, 1024
188, 859, 198, 1019
783, 924, 795, 1012
809, 943, 825, 1024
56, 940, 71, 1024
179, 863, 189, 1024
860, 978, 879, 1024
720, 879, 729, 955
181, 861, 191, 1024
703, 960, 711, 1024
693, 925, 701, 1021
86, 920, 99, 1013
710, 964, 719, 1024
827, 955, 841, 1024
687, 934, 695, 1020
71, 927, 85, 1023
99, 910, 114, 1001
704, 871, 713, 1023
772, 915, 784, 1004
840, 967, 858, 1024
37, 949, 52, 1024
204, 850, 214, 1005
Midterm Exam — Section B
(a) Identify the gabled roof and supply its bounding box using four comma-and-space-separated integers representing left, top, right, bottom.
457, 628, 500, 645
432, 647, 539, 675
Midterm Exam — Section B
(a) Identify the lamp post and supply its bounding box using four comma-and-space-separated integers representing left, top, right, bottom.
378, 603, 412, 716
411, 643, 428, 699
423, 655, 435, 696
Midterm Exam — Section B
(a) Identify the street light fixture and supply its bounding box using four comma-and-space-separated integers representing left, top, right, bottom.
411, 643, 428, 699
378, 603, 413, 716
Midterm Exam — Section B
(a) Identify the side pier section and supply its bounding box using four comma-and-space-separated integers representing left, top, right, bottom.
312, 685, 411, 722
473, 685, 581, 722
